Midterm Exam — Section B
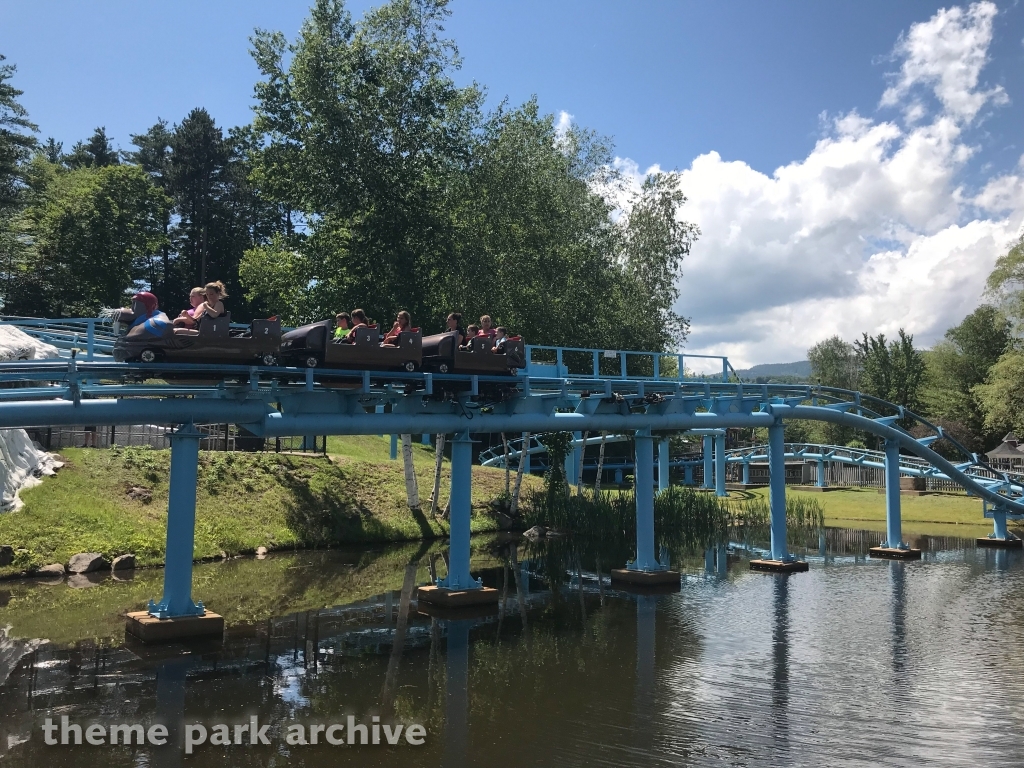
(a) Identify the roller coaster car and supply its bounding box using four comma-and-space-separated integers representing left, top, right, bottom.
280, 321, 423, 372
112, 312, 282, 366
422, 332, 525, 375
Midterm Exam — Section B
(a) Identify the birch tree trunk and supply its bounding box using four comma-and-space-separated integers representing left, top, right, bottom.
510, 431, 530, 517
502, 432, 510, 497
593, 432, 607, 495
429, 433, 446, 517
401, 434, 420, 509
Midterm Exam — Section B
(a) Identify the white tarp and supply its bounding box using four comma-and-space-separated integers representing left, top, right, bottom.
0, 325, 63, 511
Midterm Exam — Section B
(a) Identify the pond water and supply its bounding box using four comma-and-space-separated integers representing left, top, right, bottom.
1, 530, 1023, 767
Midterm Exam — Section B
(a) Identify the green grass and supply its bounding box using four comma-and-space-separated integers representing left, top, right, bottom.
0, 439, 540, 578
727, 486, 993, 536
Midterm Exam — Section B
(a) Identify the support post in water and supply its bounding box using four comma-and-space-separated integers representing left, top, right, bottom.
702, 435, 713, 489
977, 503, 1023, 548
127, 424, 224, 641
612, 428, 679, 588
869, 437, 922, 560
658, 437, 670, 493
750, 418, 808, 573
714, 433, 727, 498
418, 431, 499, 609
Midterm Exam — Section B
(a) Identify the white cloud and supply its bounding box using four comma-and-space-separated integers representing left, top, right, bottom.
879, 1, 1007, 124
615, 2, 1022, 367
554, 109, 573, 138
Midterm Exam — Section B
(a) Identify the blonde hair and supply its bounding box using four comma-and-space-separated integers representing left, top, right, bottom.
189, 287, 205, 297
205, 281, 228, 299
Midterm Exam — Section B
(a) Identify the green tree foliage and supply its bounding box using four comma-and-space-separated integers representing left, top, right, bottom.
10, 164, 169, 315
976, 350, 1024, 438
922, 304, 1009, 449
242, 0, 697, 348
986, 233, 1024, 330
806, 335, 860, 445
125, 113, 280, 319
854, 329, 925, 411
808, 335, 859, 390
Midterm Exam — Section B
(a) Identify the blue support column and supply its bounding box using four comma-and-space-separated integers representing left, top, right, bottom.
883, 438, 905, 549
438, 431, 480, 591
658, 438, 670, 492
702, 435, 713, 489
993, 507, 1008, 540
422, 433, 430, 445
390, 434, 398, 460
684, 464, 693, 486
742, 461, 750, 485
149, 425, 204, 618
816, 457, 826, 488
715, 433, 727, 497
768, 420, 791, 562
629, 429, 663, 571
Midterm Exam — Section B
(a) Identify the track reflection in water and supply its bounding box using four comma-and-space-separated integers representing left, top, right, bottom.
1, 534, 1024, 767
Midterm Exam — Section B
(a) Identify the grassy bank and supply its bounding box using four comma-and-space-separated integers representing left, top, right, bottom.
0, 437, 539, 578
728, 486, 992, 536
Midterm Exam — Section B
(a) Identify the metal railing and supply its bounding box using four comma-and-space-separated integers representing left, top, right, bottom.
524, 344, 735, 381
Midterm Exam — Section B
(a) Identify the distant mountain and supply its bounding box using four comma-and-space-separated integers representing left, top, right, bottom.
733, 360, 812, 380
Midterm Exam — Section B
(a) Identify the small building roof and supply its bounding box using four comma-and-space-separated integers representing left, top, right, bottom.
1003, 431, 1020, 443
987, 442, 1024, 459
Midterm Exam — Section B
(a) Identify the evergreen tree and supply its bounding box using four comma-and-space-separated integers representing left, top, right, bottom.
0, 54, 37, 312
129, 120, 174, 304
0, 54, 37, 215
169, 108, 227, 290
66, 127, 120, 169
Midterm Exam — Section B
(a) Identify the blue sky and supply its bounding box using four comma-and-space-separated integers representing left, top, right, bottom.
3, 1, 1024, 365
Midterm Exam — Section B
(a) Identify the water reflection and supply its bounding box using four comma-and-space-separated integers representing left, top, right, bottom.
1, 530, 1024, 766
770, 575, 790, 759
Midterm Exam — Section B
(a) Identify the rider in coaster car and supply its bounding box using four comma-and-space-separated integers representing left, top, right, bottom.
173, 281, 227, 334
332, 312, 353, 342
172, 287, 205, 329
382, 311, 411, 346
445, 312, 465, 347
119, 291, 171, 338
492, 326, 508, 353
339, 309, 369, 343
459, 324, 480, 350
479, 315, 497, 339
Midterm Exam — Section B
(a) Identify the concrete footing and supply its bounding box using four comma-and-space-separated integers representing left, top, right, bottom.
749, 559, 809, 573
790, 485, 844, 493
610, 568, 681, 587
416, 585, 499, 609
976, 537, 1024, 549
868, 546, 922, 560
125, 610, 224, 643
